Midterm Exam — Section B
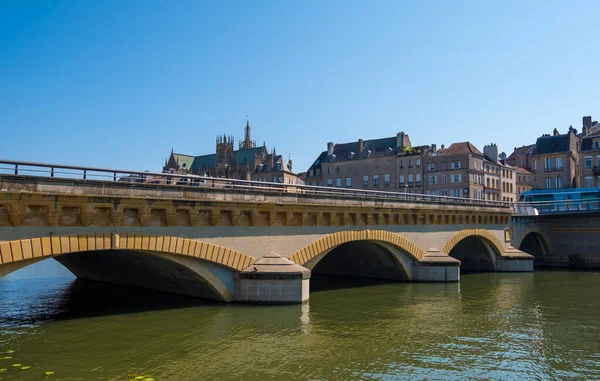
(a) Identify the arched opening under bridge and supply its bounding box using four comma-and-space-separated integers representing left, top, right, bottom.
518, 232, 549, 265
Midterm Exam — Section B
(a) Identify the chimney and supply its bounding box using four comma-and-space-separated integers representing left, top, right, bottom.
441, 144, 445, 150
583, 115, 592, 130
483, 144, 499, 163
593, 121, 599, 127
358, 139, 364, 153
431, 144, 437, 152
397, 132, 405, 150
553, 128, 560, 136
327, 142, 334, 156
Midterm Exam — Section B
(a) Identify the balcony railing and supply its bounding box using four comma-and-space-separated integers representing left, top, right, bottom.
0, 159, 520, 209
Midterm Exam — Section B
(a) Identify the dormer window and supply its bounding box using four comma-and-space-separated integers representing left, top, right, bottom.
595, 141, 599, 149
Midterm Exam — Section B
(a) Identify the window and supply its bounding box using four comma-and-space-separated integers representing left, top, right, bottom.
452, 161, 461, 169
585, 156, 592, 169
363, 164, 368, 171
373, 175, 379, 187
416, 159, 421, 167
384, 161, 389, 169
309, 169, 314, 177
584, 176, 593, 188
408, 160, 413, 168
545, 177, 552, 189
533, 160, 537, 171
327, 167, 332, 175
441, 190, 449, 196
336, 166, 340, 174
408, 174, 413, 186
399, 160, 404, 168
473, 174, 478, 184
428, 163, 435, 171
327, 178, 333, 186
555, 177, 562, 189
399, 175, 405, 186
363, 176, 369, 188
316, 168, 321, 176
555, 157, 563, 170
336, 178, 342, 187
441, 175, 447, 184
545, 158, 553, 170
346, 177, 352, 187
416, 173, 421, 185
384, 174, 390, 187
274, 176, 279, 183
453, 189, 461, 197
430, 175, 437, 184
595, 141, 600, 149
597, 155, 600, 168
452, 174, 462, 183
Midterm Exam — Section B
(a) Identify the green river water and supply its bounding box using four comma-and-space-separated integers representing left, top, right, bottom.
0, 260, 599, 380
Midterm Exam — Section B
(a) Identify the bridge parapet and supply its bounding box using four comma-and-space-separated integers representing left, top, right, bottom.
0, 175, 512, 229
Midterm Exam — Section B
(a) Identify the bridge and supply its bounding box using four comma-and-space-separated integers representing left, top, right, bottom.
0, 160, 533, 303
512, 208, 600, 270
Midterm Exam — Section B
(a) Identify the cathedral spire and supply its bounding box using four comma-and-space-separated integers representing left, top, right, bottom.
241, 118, 252, 149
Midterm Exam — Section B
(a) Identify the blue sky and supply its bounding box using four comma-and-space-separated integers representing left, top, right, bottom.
1, 0, 599, 173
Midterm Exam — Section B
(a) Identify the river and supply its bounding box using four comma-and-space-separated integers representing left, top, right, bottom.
0, 260, 599, 380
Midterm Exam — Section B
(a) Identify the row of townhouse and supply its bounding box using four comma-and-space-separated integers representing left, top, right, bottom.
305, 132, 519, 202
507, 115, 600, 190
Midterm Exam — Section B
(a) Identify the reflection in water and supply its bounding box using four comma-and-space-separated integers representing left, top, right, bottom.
0, 261, 599, 380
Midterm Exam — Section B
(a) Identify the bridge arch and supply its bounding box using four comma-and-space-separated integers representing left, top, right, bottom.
289, 230, 424, 281
442, 229, 505, 272
0, 233, 255, 302
517, 231, 550, 263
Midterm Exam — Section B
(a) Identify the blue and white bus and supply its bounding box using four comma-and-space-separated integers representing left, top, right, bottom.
519, 188, 600, 214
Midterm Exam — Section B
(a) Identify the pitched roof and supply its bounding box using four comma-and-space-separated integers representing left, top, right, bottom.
532, 134, 571, 155
507, 144, 534, 160
581, 129, 600, 151
190, 154, 216, 171
172, 153, 197, 170
234, 147, 264, 164
330, 136, 400, 161
308, 151, 328, 170
437, 142, 482, 156
514, 166, 532, 175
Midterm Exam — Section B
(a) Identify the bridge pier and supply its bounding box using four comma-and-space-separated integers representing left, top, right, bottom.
413, 248, 460, 282
495, 247, 535, 272
235, 251, 310, 304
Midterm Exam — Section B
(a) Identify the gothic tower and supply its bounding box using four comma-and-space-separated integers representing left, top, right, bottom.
216, 134, 234, 177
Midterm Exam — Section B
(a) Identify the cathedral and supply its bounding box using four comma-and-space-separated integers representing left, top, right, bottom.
163, 121, 298, 184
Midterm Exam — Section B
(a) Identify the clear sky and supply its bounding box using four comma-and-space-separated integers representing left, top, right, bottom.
2, 0, 599, 173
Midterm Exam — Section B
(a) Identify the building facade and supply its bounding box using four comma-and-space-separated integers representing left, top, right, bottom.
306, 136, 526, 201
506, 144, 534, 171
515, 167, 533, 197
305, 132, 433, 194
163, 121, 298, 184
424, 142, 485, 199
579, 128, 600, 188
531, 127, 580, 190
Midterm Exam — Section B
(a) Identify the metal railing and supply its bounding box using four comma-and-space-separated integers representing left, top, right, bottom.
0, 159, 518, 208
512, 198, 600, 216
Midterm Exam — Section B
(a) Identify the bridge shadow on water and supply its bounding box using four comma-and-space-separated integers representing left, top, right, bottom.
0, 275, 220, 328
310, 274, 398, 293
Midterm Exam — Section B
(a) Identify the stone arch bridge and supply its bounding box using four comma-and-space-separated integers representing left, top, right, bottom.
0, 172, 533, 303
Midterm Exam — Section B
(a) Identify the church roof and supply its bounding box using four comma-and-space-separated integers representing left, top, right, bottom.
172, 147, 266, 172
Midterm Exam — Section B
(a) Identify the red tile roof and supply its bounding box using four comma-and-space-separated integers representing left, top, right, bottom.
438, 142, 482, 156
514, 166, 532, 175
